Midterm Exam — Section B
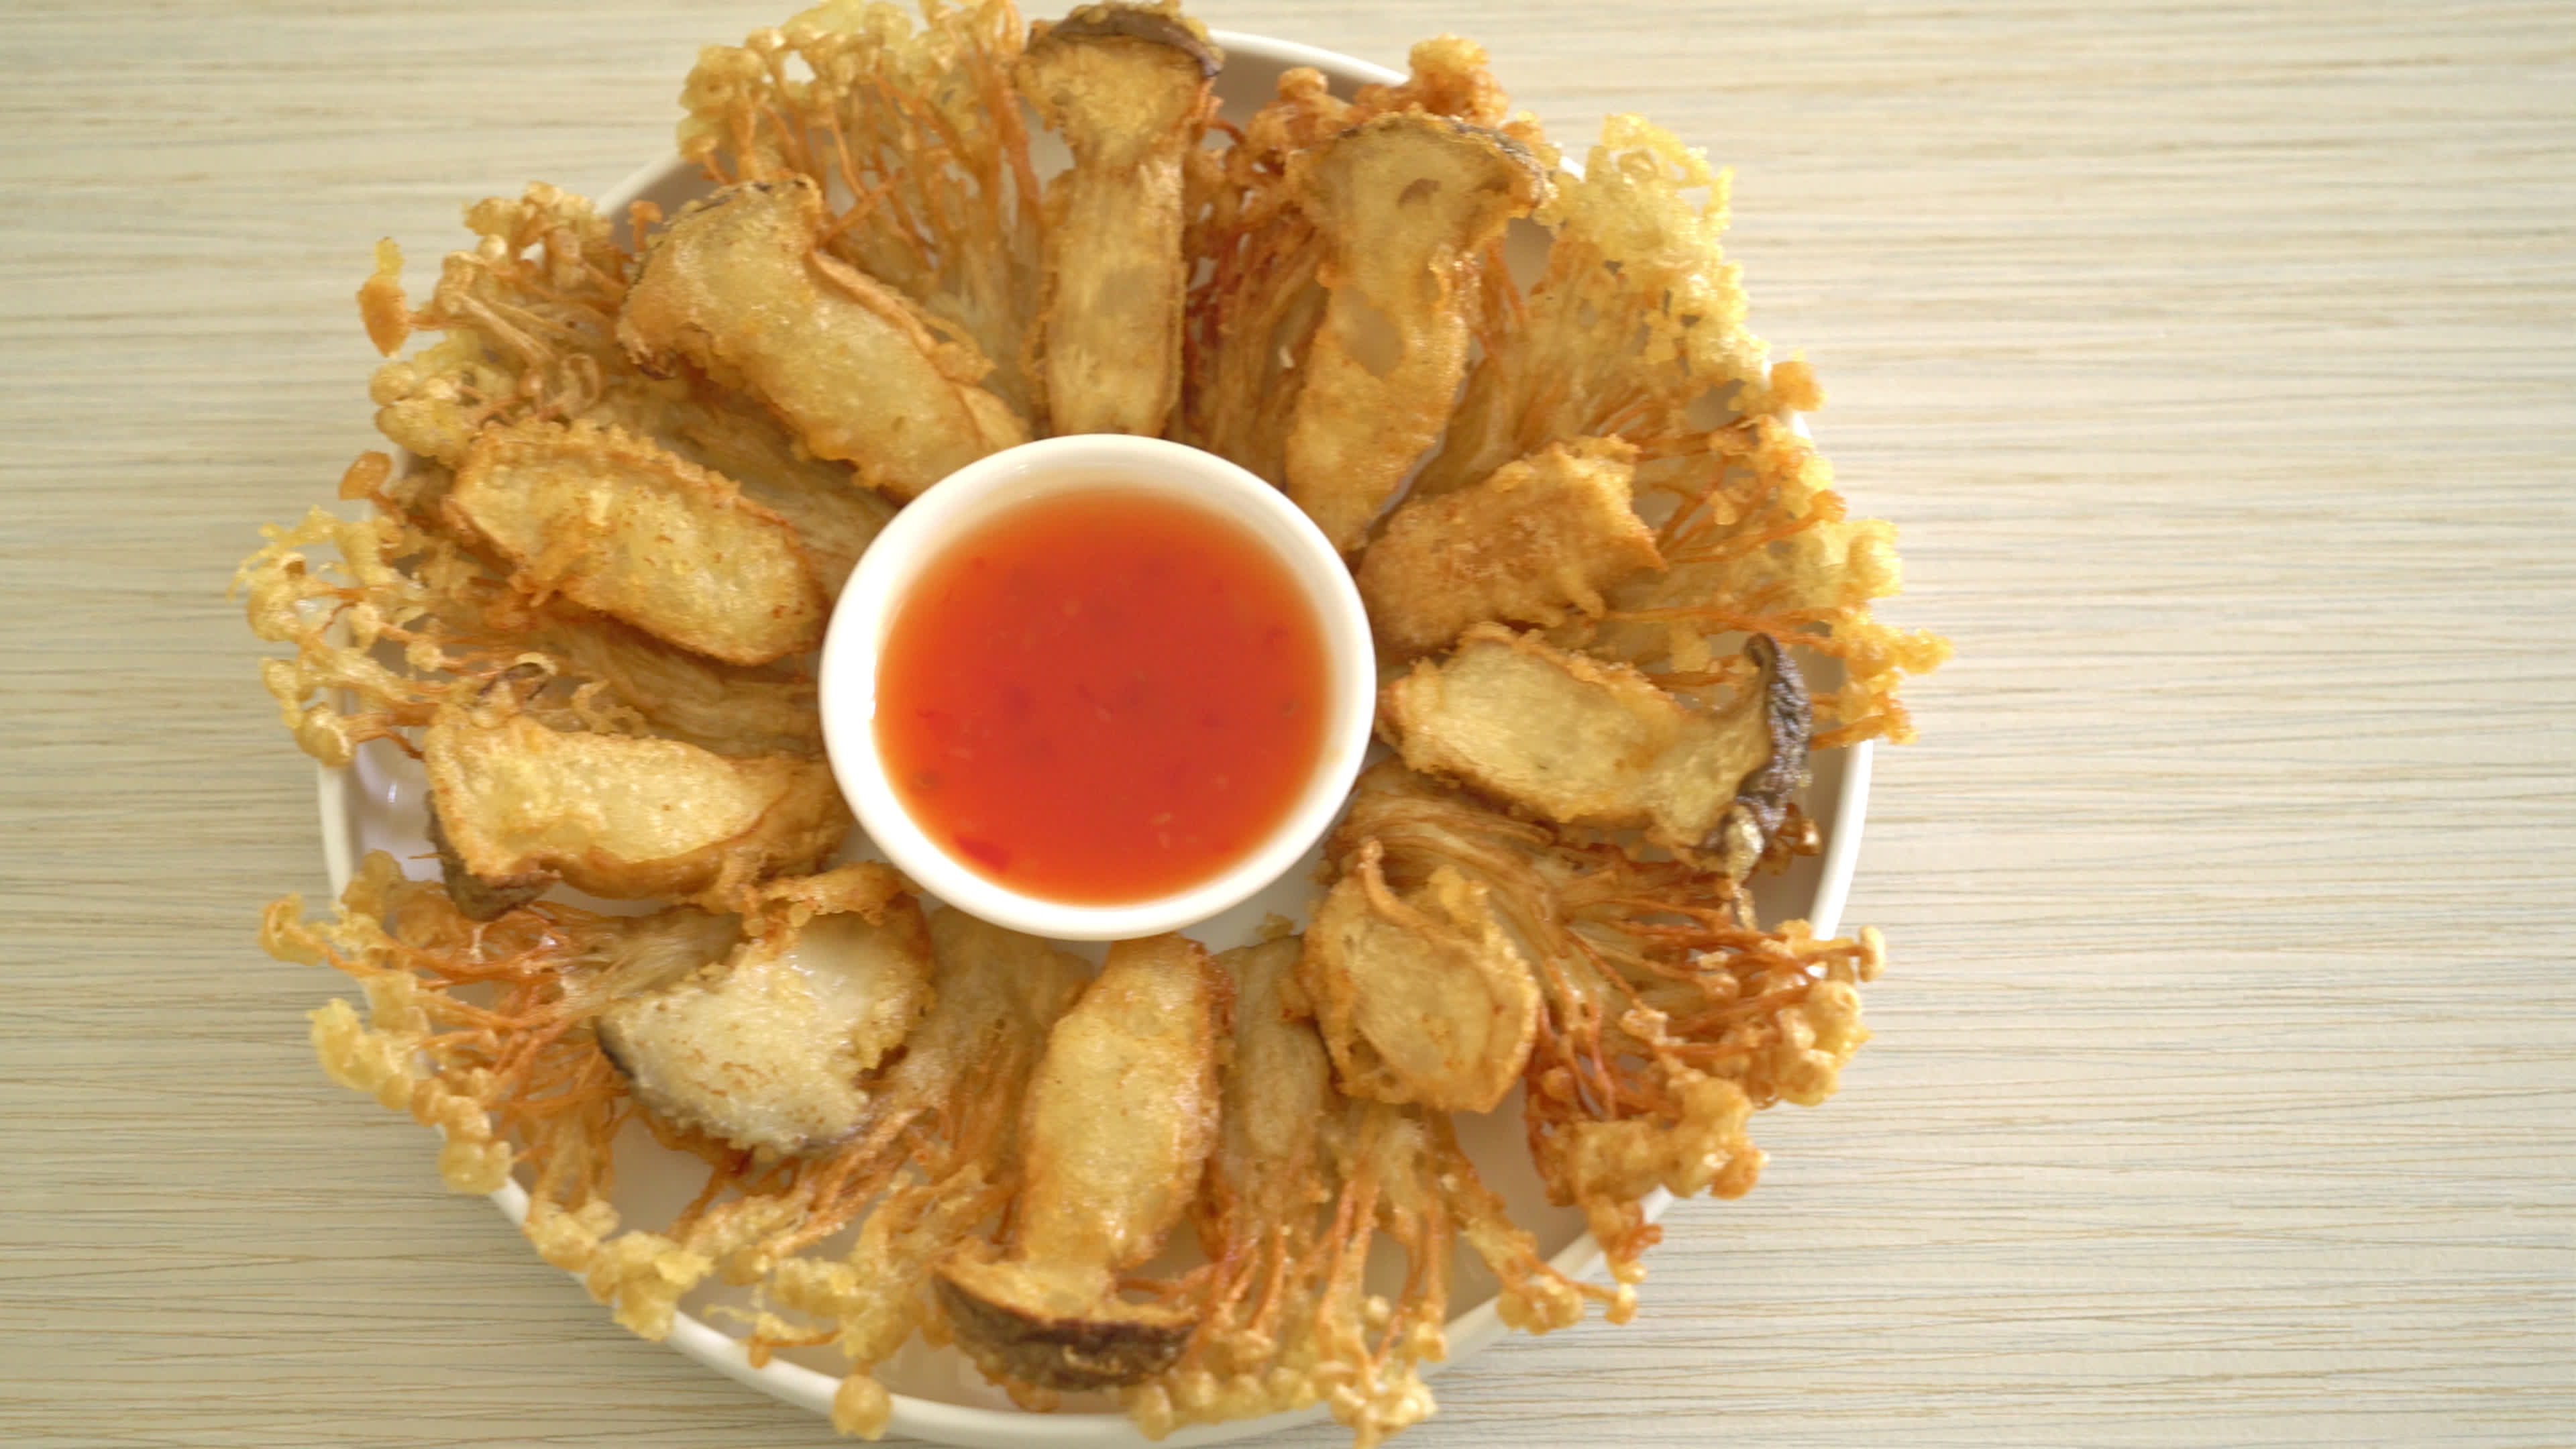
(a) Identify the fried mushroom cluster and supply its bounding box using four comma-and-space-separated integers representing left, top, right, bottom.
242, 3, 1946, 1443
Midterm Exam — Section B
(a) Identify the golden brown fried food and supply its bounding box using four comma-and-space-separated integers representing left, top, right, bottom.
1303, 844, 1538, 1113
596, 866, 934, 1157
679, 0, 1046, 420
937, 933, 1230, 1391
635, 375, 898, 597
1356, 437, 1662, 660
619, 178, 1028, 500
1561, 414, 1952, 750
449, 419, 826, 667
1414, 114, 1778, 502
1324, 759, 1883, 1285
1281, 113, 1546, 550
1380, 624, 1776, 852
1018, 4, 1218, 436
765, 909, 1092, 1438
422, 689, 847, 906
1195, 936, 1332, 1252
245, 12, 1953, 1442
364, 185, 639, 468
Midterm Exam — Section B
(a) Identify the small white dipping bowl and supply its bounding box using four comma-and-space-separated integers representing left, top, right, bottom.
818, 434, 1377, 941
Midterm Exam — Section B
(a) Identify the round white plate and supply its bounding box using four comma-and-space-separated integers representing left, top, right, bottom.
315, 30, 1872, 1448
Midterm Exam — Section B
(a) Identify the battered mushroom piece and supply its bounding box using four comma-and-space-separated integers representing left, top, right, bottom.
1381, 625, 1807, 864
448, 419, 828, 667
618, 178, 1028, 500
596, 865, 933, 1156
1281, 113, 1546, 551
424, 802, 548, 922
936, 933, 1230, 1391
1017, 4, 1219, 435
422, 692, 848, 906
1302, 843, 1538, 1113
1195, 936, 1332, 1254
1356, 437, 1662, 661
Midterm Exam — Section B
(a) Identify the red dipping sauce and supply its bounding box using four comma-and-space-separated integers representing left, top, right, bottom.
875, 490, 1330, 905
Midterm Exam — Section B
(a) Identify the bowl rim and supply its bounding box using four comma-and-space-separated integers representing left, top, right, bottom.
816, 433, 1379, 942
310, 28, 1876, 1448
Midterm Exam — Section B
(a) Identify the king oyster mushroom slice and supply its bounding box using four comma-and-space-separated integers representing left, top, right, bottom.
1281, 113, 1548, 551
1381, 625, 1812, 873
934, 933, 1229, 1390
616, 177, 1028, 501
1016, 3, 1221, 437
594, 865, 936, 1157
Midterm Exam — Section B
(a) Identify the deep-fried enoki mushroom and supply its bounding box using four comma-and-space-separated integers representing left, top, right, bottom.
1018, 3, 1219, 435
676, 0, 1045, 420
1355, 437, 1662, 661
1281, 113, 1547, 550
1325, 760, 1882, 1283
619, 178, 1028, 500
770, 909, 1091, 1437
596, 865, 935, 1157
448, 419, 828, 667
422, 683, 847, 908
936, 934, 1230, 1392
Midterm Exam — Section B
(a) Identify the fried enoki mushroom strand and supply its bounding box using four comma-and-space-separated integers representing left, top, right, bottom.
678, 0, 1046, 421
1323, 761, 1882, 1284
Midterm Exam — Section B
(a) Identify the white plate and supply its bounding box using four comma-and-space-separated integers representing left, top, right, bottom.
314, 30, 1872, 1448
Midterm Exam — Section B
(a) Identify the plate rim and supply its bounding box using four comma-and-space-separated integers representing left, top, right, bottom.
307, 27, 1875, 1448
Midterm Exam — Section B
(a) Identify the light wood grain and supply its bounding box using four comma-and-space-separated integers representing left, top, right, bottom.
2, 1, 2569, 1445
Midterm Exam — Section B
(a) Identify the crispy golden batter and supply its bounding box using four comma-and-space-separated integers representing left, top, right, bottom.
449, 419, 826, 666
1357, 437, 1662, 660
938, 934, 1229, 1391
1303, 845, 1538, 1112
1195, 937, 1332, 1251
619, 178, 1028, 500
422, 691, 847, 906
598, 867, 934, 1156
1281, 113, 1546, 550
678, 0, 1046, 420
1019, 4, 1218, 435
1416, 114, 1777, 501
777, 908, 1090, 1436
1325, 760, 1881, 1284
1381, 624, 1770, 851
1179, 38, 1545, 487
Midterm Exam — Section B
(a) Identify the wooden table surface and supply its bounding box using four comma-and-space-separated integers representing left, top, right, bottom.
4, 1, 2568, 1445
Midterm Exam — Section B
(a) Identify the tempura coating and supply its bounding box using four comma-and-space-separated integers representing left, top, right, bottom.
1382, 625, 1774, 851
1018, 4, 1218, 435
421, 693, 847, 906
1413, 114, 1778, 501
619, 178, 1028, 500
770, 909, 1090, 1438
1303, 846, 1538, 1113
937, 933, 1230, 1391
636, 374, 898, 597
1179, 38, 1543, 486
678, 0, 1045, 419
449, 419, 826, 666
1281, 113, 1546, 550
1195, 936, 1332, 1253
597, 865, 933, 1156
1356, 437, 1662, 660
